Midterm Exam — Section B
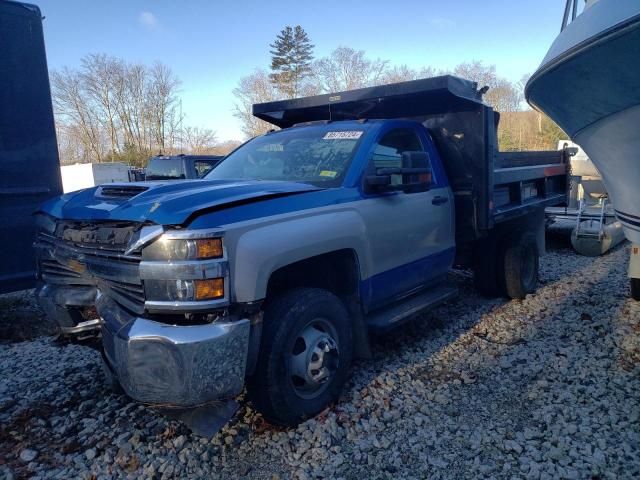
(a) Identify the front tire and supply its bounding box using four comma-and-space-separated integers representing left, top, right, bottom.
247, 288, 353, 426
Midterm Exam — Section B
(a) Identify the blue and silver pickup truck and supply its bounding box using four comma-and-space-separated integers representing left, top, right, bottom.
34, 76, 571, 425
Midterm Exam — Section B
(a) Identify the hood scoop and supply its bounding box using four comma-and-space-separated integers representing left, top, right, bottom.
97, 185, 149, 199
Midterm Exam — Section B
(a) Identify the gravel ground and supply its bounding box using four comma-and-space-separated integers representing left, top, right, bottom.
1, 239, 639, 479
0, 290, 55, 342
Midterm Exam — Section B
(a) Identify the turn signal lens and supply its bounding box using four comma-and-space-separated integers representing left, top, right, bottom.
196, 238, 223, 259
194, 278, 224, 300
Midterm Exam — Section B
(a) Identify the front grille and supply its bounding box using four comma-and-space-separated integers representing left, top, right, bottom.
36, 222, 146, 314
39, 258, 86, 283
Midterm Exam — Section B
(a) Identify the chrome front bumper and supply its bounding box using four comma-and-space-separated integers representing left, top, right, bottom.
98, 294, 250, 407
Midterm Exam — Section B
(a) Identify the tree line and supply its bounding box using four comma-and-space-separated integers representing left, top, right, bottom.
51, 54, 236, 166
52, 28, 566, 166
233, 25, 565, 151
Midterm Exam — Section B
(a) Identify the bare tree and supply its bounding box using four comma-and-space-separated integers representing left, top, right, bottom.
380, 65, 438, 84
80, 54, 121, 155
312, 47, 389, 93
147, 62, 181, 151
452, 61, 521, 112
210, 140, 242, 156
55, 122, 93, 165
182, 126, 218, 154
52, 54, 183, 165
232, 69, 279, 138
51, 67, 106, 162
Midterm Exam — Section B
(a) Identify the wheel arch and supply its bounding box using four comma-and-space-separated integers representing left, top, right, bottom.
230, 210, 371, 303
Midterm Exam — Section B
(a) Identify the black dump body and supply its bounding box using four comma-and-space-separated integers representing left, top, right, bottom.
254, 75, 568, 244
0, 0, 62, 293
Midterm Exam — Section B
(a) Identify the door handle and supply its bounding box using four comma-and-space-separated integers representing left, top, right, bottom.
432, 196, 448, 205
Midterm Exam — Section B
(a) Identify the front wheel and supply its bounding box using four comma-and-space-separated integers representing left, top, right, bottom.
247, 288, 353, 426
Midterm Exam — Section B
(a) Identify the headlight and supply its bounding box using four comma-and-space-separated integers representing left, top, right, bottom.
142, 236, 223, 261
145, 278, 225, 301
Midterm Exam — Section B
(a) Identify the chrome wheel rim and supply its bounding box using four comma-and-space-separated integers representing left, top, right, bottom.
287, 318, 340, 399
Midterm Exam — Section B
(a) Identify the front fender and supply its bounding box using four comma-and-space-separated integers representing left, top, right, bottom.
231, 210, 371, 303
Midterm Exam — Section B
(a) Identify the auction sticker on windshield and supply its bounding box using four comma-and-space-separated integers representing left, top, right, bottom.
323, 131, 363, 140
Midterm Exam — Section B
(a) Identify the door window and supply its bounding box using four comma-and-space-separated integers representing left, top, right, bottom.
194, 160, 216, 178
371, 129, 424, 185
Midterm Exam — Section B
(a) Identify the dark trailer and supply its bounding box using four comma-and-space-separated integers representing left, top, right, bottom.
0, 0, 62, 293
254, 75, 570, 246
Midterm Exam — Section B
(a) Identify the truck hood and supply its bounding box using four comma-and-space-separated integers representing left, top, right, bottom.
38, 179, 321, 226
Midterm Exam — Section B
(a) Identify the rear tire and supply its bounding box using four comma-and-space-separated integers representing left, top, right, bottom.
631, 278, 640, 301
502, 232, 539, 299
473, 235, 502, 297
247, 288, 353, 426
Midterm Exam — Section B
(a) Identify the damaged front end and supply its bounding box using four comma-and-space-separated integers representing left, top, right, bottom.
34, 214, 252, 409
34, 217, 145, 336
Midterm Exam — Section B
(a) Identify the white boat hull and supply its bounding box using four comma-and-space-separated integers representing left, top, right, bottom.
526, 0, 640, 243
574, 104, 640, 242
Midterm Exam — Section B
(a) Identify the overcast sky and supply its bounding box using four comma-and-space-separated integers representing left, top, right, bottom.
36, 0, 567, 141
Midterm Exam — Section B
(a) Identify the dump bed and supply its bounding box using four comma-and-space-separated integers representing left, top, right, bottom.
254, 75, 568, 244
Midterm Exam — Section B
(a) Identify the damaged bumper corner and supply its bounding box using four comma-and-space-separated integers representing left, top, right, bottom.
35, 283, 100, 335
98, 294, 251, 407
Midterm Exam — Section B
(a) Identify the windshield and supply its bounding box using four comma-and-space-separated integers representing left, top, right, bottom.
206, 126, 364, 186
146, 158, 185, 180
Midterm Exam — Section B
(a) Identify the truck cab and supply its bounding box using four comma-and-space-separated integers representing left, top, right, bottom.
34, 76, 569, 426
145, 154, 223, 181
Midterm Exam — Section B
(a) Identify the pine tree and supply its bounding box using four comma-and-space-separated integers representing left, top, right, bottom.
269, 25, 314, 98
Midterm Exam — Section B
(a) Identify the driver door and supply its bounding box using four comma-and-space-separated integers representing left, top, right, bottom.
359, 126, 454, 309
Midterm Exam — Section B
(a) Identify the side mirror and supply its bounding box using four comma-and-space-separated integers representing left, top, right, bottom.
365, 151, 432, 192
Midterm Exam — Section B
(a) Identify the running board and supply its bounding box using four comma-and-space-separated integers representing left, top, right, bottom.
366, 286, 458, 333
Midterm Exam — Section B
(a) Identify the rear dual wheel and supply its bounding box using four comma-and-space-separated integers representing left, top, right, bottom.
473, 231, 539, 299
502, 232, 539, 299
